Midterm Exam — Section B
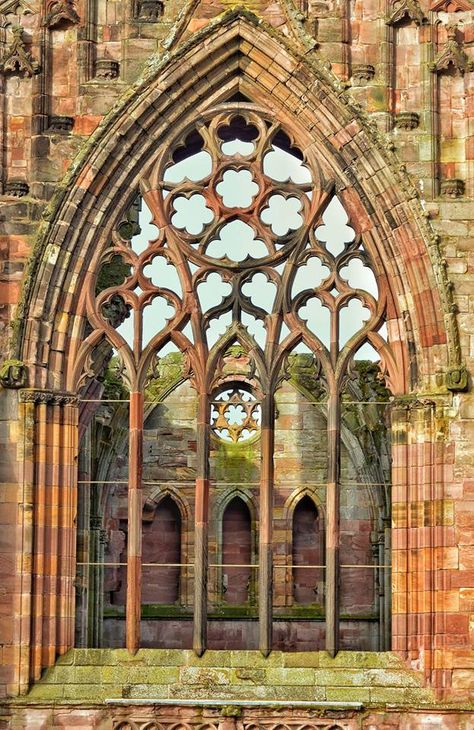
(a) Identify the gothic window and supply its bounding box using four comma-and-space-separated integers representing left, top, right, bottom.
75, 103, 391, 655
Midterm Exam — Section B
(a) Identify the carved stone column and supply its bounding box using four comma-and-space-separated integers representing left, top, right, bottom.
391, 397, 450, 684
18, 389, 78, 684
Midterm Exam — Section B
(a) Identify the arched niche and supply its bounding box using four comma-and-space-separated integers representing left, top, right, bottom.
292, 495, 323, 605
222, 496, 253, 605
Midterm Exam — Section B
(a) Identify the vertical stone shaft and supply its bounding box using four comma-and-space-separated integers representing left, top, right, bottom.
17, 397, 35, 692
193, 392, 210, 655
126, 391, 143, 654
31, 402, 48, 680
325, 390, 340, 657
391, 403, 409, 658
63, 402, 78, 652
259, 393, 274, 656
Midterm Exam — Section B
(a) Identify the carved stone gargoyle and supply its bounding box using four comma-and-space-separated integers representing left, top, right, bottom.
0, 359, 28, 389
0, 25, 40, 77
43, 0, 79, 28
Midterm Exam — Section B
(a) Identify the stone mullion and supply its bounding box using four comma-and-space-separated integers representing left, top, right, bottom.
193, 392, 210, 656
258, 392, 274, 657
325, 390, 340, 658
126, 391, 143, 654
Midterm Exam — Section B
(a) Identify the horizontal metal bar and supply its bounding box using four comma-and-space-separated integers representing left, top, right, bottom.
77, 480, 388, 487
77, 562, 391, 569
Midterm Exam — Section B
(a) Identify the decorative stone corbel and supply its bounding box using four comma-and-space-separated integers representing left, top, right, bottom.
48, 115, 74, 133
387, 0, 425, 26
95, 57, 120, 79
0, 25, 39, 76
136, 0, 163, 21
440, 178, 465, 197
351, 64, 375, 85
394, 111, 420, 130
446, 365, 469, 392
430, 23, 474, 75
43, 0, 79, 28
0, 359, 28, 389
4, 178, 29, 196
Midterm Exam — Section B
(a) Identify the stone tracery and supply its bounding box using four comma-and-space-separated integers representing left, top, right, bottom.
75, 104, 392, 657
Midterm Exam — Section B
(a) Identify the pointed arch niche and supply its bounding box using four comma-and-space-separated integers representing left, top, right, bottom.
13, 10, 458, 692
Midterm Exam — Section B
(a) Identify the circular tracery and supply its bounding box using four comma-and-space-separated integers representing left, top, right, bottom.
161, 111, 313, 270
211, 387, 261, 443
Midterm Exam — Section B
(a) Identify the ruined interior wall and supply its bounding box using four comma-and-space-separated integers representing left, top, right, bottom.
91, 379, 380, 652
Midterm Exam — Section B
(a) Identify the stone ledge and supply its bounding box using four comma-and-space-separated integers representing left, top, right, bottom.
12, 649, 436, 709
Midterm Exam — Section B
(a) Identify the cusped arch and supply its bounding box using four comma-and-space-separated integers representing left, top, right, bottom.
16, 9, 453, 396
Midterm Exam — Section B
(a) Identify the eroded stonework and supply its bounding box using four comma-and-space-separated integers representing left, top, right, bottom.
1, 0, 474, 725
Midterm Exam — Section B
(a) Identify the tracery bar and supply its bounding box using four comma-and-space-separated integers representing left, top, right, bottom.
259, 392, 274, 656
325, 390, 340, 657
126, 391, 143, 653
193, 392, 210, 655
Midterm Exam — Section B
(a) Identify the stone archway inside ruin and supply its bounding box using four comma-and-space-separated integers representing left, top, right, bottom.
12, 9, 458, 693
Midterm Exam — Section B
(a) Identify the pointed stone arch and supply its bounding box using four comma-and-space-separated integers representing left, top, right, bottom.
15, 8, 455, 394
9, 7, 461, 690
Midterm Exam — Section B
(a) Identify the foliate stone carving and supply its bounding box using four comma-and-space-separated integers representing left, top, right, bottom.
0, 26, 40, 77
48, 115, 74, 133
95, 57, 120, 79
4, 178, 29, 196
440, 178, 465, 198
136, 0, 163, 21
19, 389, 78, 405
0, 359, 28, 389
394, 111, 420, 130
387, 0, 425, 26
102, 294, 132, 328
430, 24, 474, 76
43, 0, 79, 28
446, 365, 469, 392
351, 63, 375, 85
